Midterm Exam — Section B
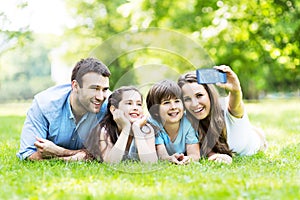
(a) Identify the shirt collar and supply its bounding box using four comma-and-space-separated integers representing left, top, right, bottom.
67, 94, 89, 124
66, 94, 74, 120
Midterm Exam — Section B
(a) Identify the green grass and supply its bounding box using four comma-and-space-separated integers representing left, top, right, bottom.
0, 99, 299, 200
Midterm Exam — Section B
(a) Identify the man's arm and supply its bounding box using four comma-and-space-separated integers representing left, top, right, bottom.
27, 152, 43, 160
28, 144, 89, 161
18, 99, 83, 161
29, 137, 81, 160
17, 99, 49, 160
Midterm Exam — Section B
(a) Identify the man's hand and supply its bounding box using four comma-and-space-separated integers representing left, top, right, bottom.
59, 149, 94, 161
34, 137, 66, 158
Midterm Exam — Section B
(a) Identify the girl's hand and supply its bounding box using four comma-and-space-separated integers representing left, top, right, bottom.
111, 109, 131, 131
208, 153, 232, 164
132, 115, 154, 137
132, 114, 147, 128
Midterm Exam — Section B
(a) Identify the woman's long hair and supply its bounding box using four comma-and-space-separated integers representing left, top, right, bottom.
178, 72, 232, 157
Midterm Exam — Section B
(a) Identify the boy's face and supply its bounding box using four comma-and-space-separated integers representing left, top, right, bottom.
159, 97, 184, 126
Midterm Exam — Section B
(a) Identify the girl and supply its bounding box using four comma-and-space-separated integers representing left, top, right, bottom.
178, 65, 267, 164
146, 79, 200, 165
86, 86, 158, 164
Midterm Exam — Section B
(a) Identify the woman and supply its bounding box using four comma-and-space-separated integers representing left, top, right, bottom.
178, 65, 267, 164
86, 86, 158, 164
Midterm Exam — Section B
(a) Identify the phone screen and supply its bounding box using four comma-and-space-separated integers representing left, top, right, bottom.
196, 69, 227, 84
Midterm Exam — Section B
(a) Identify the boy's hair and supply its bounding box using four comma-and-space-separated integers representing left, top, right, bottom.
71, 57, 111, 87
146, 79, 182, 123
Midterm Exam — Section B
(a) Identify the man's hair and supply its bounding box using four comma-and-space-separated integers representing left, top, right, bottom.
71, 57, 111, 87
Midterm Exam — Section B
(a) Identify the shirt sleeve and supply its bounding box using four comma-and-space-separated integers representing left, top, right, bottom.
97, 99, 108, 122
155, 131, 165, 145
183, 117, 199, 144
16, 99, 49, 160
225, 108, 261, 155
185, 127, 199, 144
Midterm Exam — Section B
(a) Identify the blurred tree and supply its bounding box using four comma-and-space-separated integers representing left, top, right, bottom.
64, 0, 134, 89
64, 0, 213, 90
0, 1, 32, 53
12, 0, 298, 99
137, 0, 300, 98
0, 35, 54, 102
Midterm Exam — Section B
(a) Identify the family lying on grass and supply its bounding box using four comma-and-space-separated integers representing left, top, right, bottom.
17, 57, 267, 164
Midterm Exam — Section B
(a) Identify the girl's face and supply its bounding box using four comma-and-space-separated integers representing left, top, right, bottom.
159, 97, 184, 125
181, 82, 211, 120
118, 90, 143, 123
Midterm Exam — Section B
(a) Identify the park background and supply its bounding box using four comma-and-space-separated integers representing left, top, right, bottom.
1, 0, 299, 100
0, 0, 299, 199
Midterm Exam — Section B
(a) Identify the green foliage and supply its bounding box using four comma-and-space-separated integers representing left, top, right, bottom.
0, 77, 54, 102
1, 0, 300, 100
63, 0, 300, 99
146, 0, 300, 98
0, 100, 300, 199
0, 35, 55, 102
0, 1, 32, 53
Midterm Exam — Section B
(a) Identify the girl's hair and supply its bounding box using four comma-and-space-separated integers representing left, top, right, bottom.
99, 86, 143, 144
177, 72, 232, 157
85, 86, 143, 161
146, 79, 182, 124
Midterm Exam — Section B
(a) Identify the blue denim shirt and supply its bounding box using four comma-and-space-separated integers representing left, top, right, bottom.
149, 114, 198, 155
16, 84, 107, 160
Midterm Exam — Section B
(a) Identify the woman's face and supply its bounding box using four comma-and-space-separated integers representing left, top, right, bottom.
118, 90, 143, 123
181, 82, 211, 120
159, 97, 184, 126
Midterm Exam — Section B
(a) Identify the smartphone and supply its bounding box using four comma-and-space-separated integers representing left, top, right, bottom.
196, 68, 227, 84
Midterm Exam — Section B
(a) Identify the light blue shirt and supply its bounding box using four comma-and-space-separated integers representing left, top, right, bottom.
16, 84, 107, 160
149, 114, 198, 155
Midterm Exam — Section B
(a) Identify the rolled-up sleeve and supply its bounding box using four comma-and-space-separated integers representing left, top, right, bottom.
16, 99, 49, 160
185, 127, 199, 144
155, 132, 166, 145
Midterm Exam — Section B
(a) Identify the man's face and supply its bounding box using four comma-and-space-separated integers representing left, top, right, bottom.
75, 72, 110, 114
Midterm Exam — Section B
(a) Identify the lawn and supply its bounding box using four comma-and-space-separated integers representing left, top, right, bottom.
0, 99, 299, 200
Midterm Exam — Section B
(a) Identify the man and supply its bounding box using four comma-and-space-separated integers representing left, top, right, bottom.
17, 57, 111, 161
